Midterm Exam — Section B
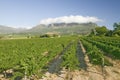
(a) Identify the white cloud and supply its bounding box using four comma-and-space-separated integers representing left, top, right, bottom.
40, 15, 102, 25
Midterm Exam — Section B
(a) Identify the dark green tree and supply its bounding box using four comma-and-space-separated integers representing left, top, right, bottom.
112, 22, 120, 36
113, 22, 120, 31
113, 30, 120, 36
95, 26, 108, 36
105, 30, 113, 36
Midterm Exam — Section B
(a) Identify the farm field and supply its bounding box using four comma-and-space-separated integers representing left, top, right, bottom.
0, 36, 120, 80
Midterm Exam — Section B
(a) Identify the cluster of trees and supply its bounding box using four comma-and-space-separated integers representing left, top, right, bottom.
40, 33, 60, 38
90, 22, 120, 37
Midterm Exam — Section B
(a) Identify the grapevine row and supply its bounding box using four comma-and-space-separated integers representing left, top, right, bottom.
80, 38, 112, 66
83, 37, 120, 59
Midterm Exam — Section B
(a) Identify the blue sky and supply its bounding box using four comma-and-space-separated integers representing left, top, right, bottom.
0, 0, 120, 29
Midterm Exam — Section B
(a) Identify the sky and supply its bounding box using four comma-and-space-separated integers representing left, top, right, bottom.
0, 0, 120, 29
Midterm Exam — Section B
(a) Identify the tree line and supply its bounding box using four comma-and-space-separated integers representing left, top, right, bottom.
90, 22, 120, 37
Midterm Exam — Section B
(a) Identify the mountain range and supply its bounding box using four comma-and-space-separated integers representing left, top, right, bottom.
0, 22, 97, 35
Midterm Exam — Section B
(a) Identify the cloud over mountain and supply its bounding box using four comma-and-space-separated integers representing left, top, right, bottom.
40, 15, 102, 25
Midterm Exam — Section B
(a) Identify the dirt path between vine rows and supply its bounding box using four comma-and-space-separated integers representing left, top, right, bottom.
47, 42, 73, 73
76, 41, 87, 70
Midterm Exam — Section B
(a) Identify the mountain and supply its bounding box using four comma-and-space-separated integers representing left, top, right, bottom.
0, 25, 26, 34
0, 23, 97, 35
25, 22, 97, 35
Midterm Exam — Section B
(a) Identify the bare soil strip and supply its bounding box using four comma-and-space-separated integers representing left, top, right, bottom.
48, 42, 73, 73
76, 41, 87, 70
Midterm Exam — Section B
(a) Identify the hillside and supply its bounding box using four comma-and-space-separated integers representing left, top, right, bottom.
0, 23, 97, 35
0, 25, 26, 34
25, 23, 97, 35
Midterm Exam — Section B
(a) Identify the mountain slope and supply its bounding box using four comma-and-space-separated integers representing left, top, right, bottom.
25, 23, 97, 35
0, 25, 26, 34
0, 23, 97, 35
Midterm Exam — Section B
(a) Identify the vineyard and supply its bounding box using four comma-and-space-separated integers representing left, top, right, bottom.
0, 36, 120, 80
